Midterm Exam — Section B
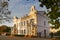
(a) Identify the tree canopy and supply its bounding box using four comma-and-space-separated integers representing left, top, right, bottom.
0, 25, 11, 33
39, 0, 60, 29
0, 0, 11, 23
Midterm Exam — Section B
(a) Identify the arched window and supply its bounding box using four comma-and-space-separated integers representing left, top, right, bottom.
30, 19, 34, 25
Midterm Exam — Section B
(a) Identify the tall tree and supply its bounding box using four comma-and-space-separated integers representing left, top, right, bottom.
0, 25, 11, 33
0, 0, 11, 23
39, 0, 60, 29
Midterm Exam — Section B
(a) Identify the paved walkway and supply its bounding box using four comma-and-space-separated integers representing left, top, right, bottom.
0, 36, 51, 40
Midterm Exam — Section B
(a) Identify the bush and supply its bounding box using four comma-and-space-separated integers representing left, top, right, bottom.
14, 35, 25, 37
49, 32, 54, 38
6, 33, 11, 36
54, 30, 60, 36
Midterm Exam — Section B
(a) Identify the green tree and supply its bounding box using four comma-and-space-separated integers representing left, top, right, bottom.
0, 25, 11, 34
39, 0, 60, 29
0, 0, 11, 23
0, 25, 11, 32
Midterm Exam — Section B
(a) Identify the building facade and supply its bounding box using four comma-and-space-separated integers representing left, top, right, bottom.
12, 6, 50, 37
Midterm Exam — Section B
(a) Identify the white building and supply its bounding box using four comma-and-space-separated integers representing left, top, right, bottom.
12, 6, 50, 37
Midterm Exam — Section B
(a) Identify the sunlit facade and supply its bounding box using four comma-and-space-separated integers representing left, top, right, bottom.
12, 6, 50, 37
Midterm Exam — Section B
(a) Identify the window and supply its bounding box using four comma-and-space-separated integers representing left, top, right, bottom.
20, 30, 23, 34
24, 21, 25, 26
21, 22, 23, 26
32, 27, 34, 30
26, 20, 28, 25
44, 30, 46, 37
30, 19, 34, 25
24, 30, 26, 34
44, 21, 46, 26
0, 8, 2, 12
14, 24, 16, 27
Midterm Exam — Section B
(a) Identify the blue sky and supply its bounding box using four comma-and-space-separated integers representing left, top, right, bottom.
1, 0, 47, 26
8, 0, 47, 17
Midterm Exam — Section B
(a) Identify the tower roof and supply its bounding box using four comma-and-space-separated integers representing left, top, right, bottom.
31, 6, 35, 11
29, 5, 37, 15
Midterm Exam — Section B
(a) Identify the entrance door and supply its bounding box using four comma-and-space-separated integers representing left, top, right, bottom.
44, 30, 46, 38
37, 32, 41, 37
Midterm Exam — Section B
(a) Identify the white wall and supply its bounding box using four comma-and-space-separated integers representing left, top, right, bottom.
37, 11, 50, 37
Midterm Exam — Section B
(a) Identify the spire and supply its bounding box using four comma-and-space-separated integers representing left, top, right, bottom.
31, 6, 35, 12
29, 5, 37, 15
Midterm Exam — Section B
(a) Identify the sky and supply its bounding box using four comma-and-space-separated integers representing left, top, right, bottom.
8, 0, 47, 17
1, 0, 47, 27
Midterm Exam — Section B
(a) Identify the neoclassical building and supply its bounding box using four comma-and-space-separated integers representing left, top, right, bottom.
12, 6, 50, 37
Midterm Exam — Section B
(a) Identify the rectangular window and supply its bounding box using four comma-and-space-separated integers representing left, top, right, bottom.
44, 21, 46, 26
26, 20, 28, 25
21, 22, 23, 26
20, 30, 23, 34
24, 30, 26, 34
24, 21, 25, 26
30, 19, 34, 25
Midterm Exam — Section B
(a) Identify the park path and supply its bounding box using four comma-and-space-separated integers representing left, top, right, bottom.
0, 36, 50, 40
